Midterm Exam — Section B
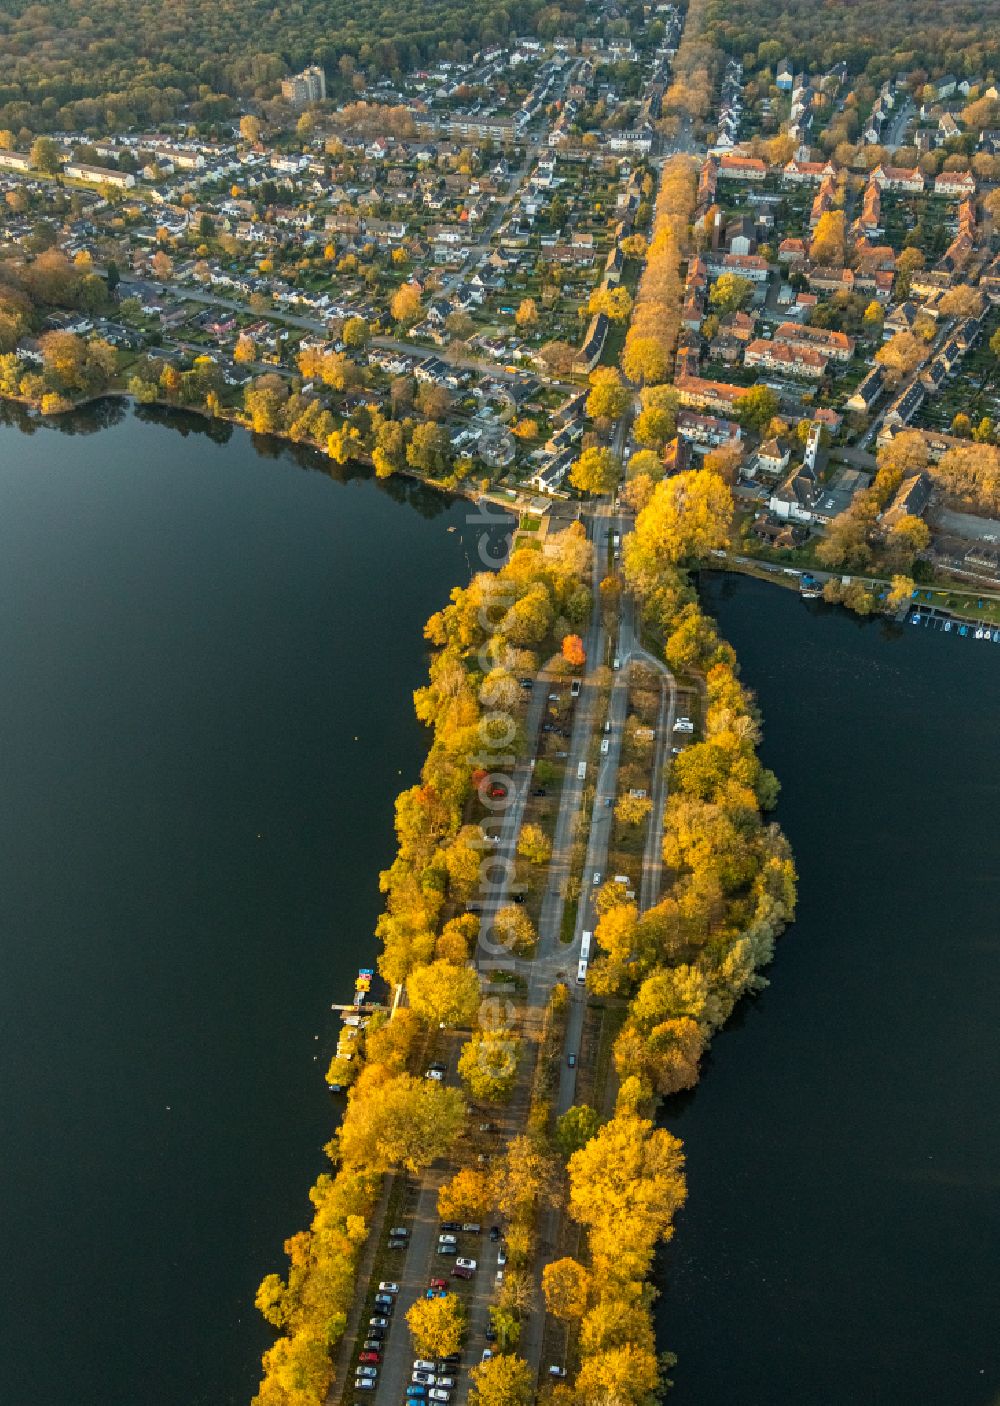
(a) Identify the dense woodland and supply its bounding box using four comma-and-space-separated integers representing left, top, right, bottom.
704, 0, 1000, 81
0, 0, 562, 134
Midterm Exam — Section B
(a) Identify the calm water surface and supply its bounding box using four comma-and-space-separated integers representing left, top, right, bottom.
0, 402, 502, 1406
660, 574, 1000, 1406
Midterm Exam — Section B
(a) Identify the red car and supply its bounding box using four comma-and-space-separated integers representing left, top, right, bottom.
359, 1351, 381, 1365
429, 1278, 448, 1290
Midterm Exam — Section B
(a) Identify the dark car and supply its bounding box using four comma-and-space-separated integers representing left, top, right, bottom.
489, 1225, 501, 1242
440, 1221, 462, 1232
532, 787, 547, 797
567, 1053, 576, 1068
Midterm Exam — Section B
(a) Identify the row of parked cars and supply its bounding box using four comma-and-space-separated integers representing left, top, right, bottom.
355, 1279, 407, 1389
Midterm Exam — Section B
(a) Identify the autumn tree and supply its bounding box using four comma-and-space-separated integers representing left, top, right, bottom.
887, 513, 930, 559
621, 335, 670, 386
515, 298, 539, 329
882, 575, 915, 614
542, 1258, 591, 1320
491, 1134, 558, 1220
735, 385, 779, 433
30, 136, 60, 174
343, 316, 370, 347
554, 1103, 601, 1159
876, 332, 926, 385
562, 633, 586, 667
458, 1030, 522, 1102
391, 282, 423, 328
407, 959, 481, 1028
537, 340, 576, 374
493, 904, 537, 956
469, 1354, 533, 1406
570, 446, 621, 497
586, 367, 629, 421
407, 1294, 466, 1359
438, 1167, 492, 1223
588, 285, 633, 322
615, 793, 653, 827
575, 1343, 661, 1406
810, 209, 846, 266
623, 469, 732, 588
517, 823, 552, 866
709, 272, 753, 314
337, 1073, 465, 1175
567, 1111, 686, 1281
636, 400, 677, 448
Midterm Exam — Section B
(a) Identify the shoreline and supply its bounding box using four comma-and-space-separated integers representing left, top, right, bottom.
4, 388, 530, 521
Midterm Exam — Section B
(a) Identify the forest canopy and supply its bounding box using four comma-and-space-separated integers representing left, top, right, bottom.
0, 0, 554, 133
704, 0, 1000, 82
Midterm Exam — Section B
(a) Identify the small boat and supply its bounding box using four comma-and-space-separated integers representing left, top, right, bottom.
911, 613, 922, 625
960, 625, 968, 637
994, 630, 1000, 643
943, 620, 952, 633
975, 627, 984, 639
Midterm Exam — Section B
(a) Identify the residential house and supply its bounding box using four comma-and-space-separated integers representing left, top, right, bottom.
718, 154, 767, 181
871, 165, 925, 193
745, 339, 826, 379
934, 171, 976, 198
846, 364, 885, 413
64, 162, 135, 188
756, 437, 791, 476
772, 322, 854, 362
676, 410, 742, 448
574, 312, 608, 374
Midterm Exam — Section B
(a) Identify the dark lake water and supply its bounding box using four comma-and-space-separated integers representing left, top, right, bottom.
0, 401, 501, 1406
660, 573, 1000, 1406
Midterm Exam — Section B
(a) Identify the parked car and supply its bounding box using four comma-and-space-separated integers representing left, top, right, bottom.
489, 1225, 501, 1242
390, 1226, 409, 1239
437, 1243, 458, 1257
440, 1221, 461, 1232
429, 1278, 448, 1290
355, 1378, 375, 1391
497, 1248, 507, 1266
567, 1053, 576, 1068
461, 1222, 481, 1233
436, 1377, 456, 1389
456, 1258, 477, 1271
356, 1367, 378, 1380
549, 1366, 568, 1378
438, 1233, 458, 1246
369, 1316, 389, 1328
429, 1392, 451, 1404
426, 1064, 446, 1081
406, 1388, 427, 1399
453, 1265, 473, 1280
378, 1282, 399, 1294
374, 1294, 394, 1309
413, 1360, 436, 1373
358, 1351, 380, 1365
412, 1372, 436, 1386
481, 1349, 493, 1363
495, 1270, 504, 1285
